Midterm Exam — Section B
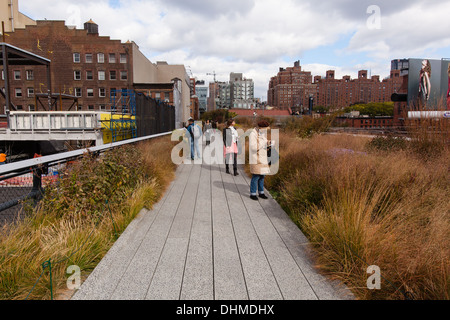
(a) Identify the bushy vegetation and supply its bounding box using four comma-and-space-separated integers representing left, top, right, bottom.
344, 102, 394, 117
201, 109, 237, 123
367, 135, 409, 152
0, 137, 177, 300
313, 105, 331, 114
263, 122, 449, 300
281, 115, 336, 138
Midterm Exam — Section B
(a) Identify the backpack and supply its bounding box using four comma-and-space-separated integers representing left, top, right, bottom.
192, 125, 202, 139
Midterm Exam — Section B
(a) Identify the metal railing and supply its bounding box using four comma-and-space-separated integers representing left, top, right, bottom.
0, 132, 172, 226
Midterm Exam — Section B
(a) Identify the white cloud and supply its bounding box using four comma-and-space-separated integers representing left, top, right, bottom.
18, 0, 450, 99
346, 1, 450, 60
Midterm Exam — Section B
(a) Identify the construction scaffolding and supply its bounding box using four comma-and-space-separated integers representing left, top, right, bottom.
101, 89, 137, 143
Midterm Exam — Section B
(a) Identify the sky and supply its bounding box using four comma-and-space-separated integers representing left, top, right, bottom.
19, 0, 450, 101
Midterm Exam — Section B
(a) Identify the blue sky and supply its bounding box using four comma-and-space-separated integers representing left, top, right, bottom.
18, 0, 450, 100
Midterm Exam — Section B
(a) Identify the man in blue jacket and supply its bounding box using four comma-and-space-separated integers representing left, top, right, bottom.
187, 118, 202, 161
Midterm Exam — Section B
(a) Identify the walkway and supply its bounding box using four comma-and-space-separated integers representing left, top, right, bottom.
72, 163, 353, 300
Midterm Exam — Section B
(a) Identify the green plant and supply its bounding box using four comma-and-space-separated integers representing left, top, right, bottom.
0, 137, 177, 300
344, 102, 394, 117
281, 115, 335, 138
366, 135, 409, 152
201, 109, 237, 123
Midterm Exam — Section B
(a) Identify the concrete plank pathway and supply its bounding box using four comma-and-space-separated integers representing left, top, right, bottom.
72, 163, 353, 300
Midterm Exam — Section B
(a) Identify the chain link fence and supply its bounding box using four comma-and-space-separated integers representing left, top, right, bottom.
0, 165, 63, 227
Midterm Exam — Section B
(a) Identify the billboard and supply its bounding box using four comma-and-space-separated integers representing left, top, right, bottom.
407, 58, 450, 110
442, 59, 450, 111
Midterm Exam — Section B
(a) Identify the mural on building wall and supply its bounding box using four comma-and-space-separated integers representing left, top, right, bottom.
408, 58, 449, 110
443, 60, 450, 110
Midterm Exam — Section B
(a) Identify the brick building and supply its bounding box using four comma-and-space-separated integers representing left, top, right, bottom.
316, 69, 402, 110
334, 115, 395, 129
207, 81, 221, 112
0, 17, 192, 128
268, 61, 403, 111
1, 20, 135, 113
267, 61, 316, 110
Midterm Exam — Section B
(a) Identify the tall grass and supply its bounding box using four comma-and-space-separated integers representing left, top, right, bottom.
265, 125, 449, 299
0, 137, 176, 300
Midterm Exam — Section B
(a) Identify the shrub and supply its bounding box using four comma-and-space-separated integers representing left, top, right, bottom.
0, 137, 176, 300
201, 109, 237, 123
366, 135, 409, 152
265, 132, 449, 300
281, 115, 335, 138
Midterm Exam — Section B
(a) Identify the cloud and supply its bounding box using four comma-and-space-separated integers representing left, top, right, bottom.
345, 1, 450, 59
160, 0, 256, 18
18, 0, 450, 99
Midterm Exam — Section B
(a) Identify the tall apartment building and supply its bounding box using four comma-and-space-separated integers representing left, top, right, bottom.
268, 61, 402, 110
196, 86, 208, 113
207, 81, 221, 112
0, 18, 191, 128
230, 72, 254, 109
218, 81, 231, 109
391, 59, 409, 76
267, 61, 316, 109
206, 73, 255, 111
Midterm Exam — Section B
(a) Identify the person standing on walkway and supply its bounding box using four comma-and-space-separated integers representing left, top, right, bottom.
187, 118, 203, 161
249, 120, 272, 200
204, 120, 213, 146
223, 119, 239, 176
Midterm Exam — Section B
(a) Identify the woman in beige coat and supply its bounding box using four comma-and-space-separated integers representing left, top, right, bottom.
249, 121, 271, 200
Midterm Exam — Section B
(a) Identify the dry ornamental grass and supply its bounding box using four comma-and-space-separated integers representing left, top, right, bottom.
263, 118, 449, 300
0, 137, 177, 300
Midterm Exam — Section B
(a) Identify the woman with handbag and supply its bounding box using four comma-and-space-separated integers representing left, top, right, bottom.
249, 120, 272, 200
223, 119, 239, 176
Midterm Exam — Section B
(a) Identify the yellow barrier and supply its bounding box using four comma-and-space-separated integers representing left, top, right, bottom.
100, 114, 137, 144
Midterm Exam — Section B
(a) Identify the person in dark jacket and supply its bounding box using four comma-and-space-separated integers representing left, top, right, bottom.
223, 119, 239, 176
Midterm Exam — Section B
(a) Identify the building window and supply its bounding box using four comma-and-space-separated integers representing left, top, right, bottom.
26, 70, 34, 80
98, 71, 105, 81
97, 53, 105, 63
77, 105, 83, 111
16, 105, 23, 110
88, 105, 95, 110
86, 70, 93, 80
73, 53, 81, 63
120, 70, 128, 80
14, 70, 21, 80
155, 92, 161, 100
75, 88, 82, 97
87, 88, 94, 97
27, 88, 34, 97
74, 70, 81, 80
120, 53, 127, 63
99, 88, 106, 97
15, 88, 22, 97
28, 104, 35, 111
109, 53, 116, 63
85, 53, 93, 63
109, 70, 117, 80
99, 105, 106, 110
